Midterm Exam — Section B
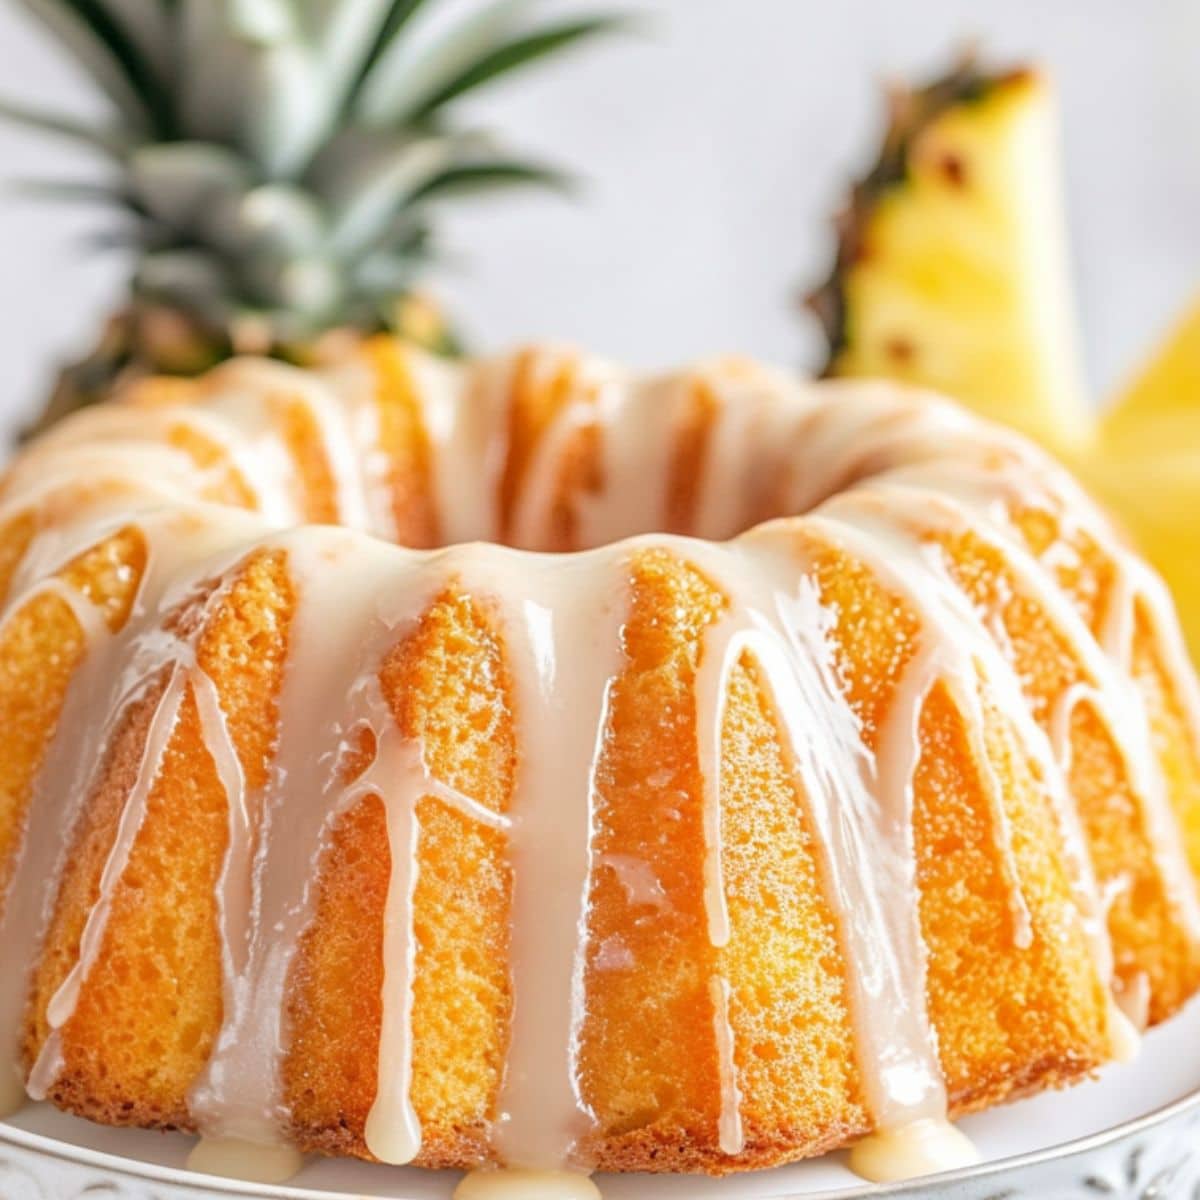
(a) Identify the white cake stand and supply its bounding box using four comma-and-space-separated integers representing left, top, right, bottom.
4, 999, 1200, 1200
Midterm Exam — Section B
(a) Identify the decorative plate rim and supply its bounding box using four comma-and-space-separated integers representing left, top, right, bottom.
3, 1081, 1200, 1200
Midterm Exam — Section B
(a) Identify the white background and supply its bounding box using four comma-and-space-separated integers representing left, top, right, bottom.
1, 0, 1198, 433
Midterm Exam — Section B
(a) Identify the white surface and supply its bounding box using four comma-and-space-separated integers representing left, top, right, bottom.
0, 1, 1199, 438
3, 998, 1200, 1198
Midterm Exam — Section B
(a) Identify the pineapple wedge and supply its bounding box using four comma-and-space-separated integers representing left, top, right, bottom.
1082, 446, 1200, 664
809, 57, 1200, 665
1088, 297, 1200, 663
808, 59, 1092, 456
1103, 295, 1200, 447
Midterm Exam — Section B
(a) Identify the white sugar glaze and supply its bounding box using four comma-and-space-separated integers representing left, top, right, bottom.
0, 343, 1198, 1197
688, 530, 947, 1134
185, 1135, 303, 1185
848, 1116, 981, 1184
0, 505, 268, 1105
455, 1167, 602, 1199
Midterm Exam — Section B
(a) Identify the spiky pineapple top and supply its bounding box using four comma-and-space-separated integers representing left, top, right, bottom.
4, 0, 622, 430
805, 52, 1091, 455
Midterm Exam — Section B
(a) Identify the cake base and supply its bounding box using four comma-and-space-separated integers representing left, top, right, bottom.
3, 998, 1200, 1199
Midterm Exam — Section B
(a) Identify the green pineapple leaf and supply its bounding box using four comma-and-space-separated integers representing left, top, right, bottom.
101, 0, 178, 75
405, 157, 572, 205
0, 96, 127, 155
9, 0, 627, 433
356, 0, 536, 122
340, 0, 433, 116
8, 177, 139, 210
225, 0, 299, 44
315, 130, 459, 255
212, 183, 327, 258
409, 14, 629, 119
128, 143, 251, 230
18, 0, 174, 134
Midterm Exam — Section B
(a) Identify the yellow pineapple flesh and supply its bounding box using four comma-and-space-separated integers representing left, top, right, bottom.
809, 60, 1091, 456
1083, 448, 1200, 661
1103, 295, 1200, 448
1085, 297, 1200, 663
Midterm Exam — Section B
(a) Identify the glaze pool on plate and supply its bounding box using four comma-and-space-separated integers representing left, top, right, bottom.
2, 1000, 1200, 1200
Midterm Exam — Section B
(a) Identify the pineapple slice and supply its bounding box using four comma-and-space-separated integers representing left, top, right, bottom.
1082, 446, 1200, 664
1088, 296, 1200, 663
1103, 295, 1200, 447
808, 58, 1092, 455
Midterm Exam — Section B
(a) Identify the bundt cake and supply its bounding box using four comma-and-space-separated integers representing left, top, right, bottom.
1, 338, 1200, 1193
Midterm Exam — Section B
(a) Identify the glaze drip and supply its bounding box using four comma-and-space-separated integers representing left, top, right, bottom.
0, 507, 266, 1106
454, 1167, 602, 1199
690, 533, 947, 1132
186, 1136, 304, 1185
189, 531, 445, 1153
485, 556, 628, 1169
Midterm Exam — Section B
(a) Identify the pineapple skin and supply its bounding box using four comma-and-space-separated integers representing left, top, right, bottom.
815, 67, 1092, 457
30, 300, 454, 443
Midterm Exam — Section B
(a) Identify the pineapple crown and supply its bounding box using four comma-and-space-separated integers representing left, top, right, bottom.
2, 0, 626, 358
